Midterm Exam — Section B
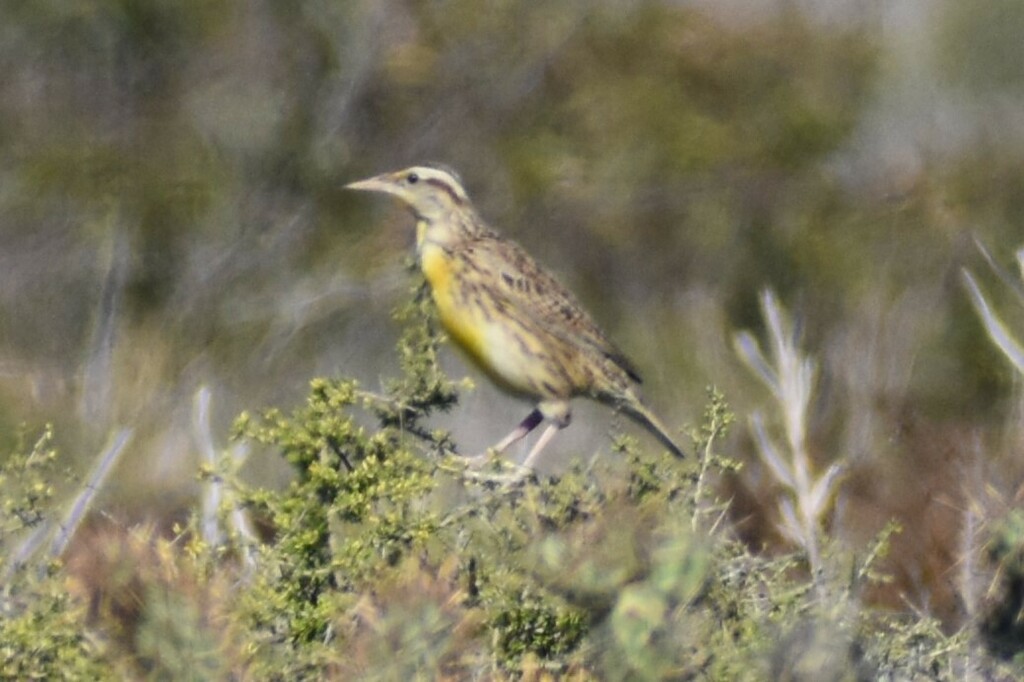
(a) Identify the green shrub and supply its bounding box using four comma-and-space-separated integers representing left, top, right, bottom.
2, 290, 1015, 679
0, 427, 111, 679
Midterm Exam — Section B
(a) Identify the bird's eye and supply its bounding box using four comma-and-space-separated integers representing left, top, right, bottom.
407, 172, 419, 184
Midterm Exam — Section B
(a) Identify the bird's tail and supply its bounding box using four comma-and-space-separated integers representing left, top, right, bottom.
617, 397, 687, 459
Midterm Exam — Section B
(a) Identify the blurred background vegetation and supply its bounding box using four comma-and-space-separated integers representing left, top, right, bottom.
3, 0, 1024, 640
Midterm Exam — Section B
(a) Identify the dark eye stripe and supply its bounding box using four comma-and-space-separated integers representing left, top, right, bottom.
425, 177, 466, 206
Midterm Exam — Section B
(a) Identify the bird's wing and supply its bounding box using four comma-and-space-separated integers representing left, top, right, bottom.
466, 232, 643, 384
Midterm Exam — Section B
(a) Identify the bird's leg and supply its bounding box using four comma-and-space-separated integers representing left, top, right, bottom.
492, 421, 567, 485
462, 402, 569, 484
465, 420, 564, 486
508, 402, 570, 480
462, 408, 544, 470
517, 422, 562, 473
491, 408, 544, 453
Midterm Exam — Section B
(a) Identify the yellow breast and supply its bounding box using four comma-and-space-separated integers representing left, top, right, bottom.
419, 233, 577, 400
420, 241, 487, 362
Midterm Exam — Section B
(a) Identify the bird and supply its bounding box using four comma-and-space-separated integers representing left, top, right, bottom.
346, 163, 685, 473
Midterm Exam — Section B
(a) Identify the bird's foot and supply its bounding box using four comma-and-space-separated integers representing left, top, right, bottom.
450, 451, 537, 486
460, 451, 499, 470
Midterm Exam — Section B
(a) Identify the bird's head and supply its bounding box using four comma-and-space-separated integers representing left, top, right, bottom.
346, 164, 474, 229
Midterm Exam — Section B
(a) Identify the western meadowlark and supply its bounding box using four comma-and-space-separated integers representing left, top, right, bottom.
346, 164, 685, 471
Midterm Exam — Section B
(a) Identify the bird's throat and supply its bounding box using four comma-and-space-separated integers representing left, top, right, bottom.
415, 219, 428, 252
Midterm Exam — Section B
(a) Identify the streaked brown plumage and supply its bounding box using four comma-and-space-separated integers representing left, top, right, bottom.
346, 164, 685, 470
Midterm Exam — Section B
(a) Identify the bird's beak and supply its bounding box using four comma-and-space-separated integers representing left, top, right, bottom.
345, 173, 395, 194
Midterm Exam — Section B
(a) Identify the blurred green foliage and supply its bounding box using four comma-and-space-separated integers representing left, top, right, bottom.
938, 0, 1024, 94
1, 0, 1019, 452
981, 509, 1024, 660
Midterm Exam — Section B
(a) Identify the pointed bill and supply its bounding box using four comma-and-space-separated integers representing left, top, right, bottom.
345, 173, 394, 193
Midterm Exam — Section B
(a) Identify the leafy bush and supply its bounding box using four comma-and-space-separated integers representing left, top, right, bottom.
0, 427, 110, 679
3, 288, 1022, 678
